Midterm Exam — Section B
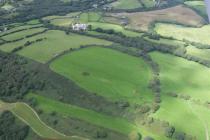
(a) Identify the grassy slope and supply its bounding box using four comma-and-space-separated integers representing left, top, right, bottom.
17, 30, 112, 63
150, 51, 210, 102
47, 12, 141, 37
111, 0, 142, 9
50, 47, 153, 104
0, 30, 49, 52
154, 23, 210, 45
152, 96, 205, 139
26, 93, 135, 135
26, 93, 168, 140
50, 18, 74, 27
0, 24, 42, 36
0, 101, 84, 140
144, 36, 185, 47
1, 27, 45, 41
150, 52, 210, 139
89, 22, 141, 37
186, 45, 210, 61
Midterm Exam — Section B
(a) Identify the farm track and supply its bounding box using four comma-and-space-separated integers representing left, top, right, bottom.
0, 101, 88, 140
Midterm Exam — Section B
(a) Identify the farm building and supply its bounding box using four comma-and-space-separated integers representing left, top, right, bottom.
72, 23, 88, 31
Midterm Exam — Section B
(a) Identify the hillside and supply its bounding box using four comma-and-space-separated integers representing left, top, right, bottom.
0, 0, 210, 140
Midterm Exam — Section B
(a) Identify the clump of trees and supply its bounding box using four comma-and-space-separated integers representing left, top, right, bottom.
0, 52, 45, 102
165, 126, 175, 138
0, 111, 29, 140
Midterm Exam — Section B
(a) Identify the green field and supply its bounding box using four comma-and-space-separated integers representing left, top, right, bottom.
154, 23, 210, 45
186, 45, 210, 61
48, 12, 101, 26
0, 24, 43, 37
150, 52, 210, 102
150, 52, 210, 139
26, 93, 136, 135
152, 96, 206, 139
0, 101, 84, 140
89, 22, 141, 37
0, 30, 49, 52
184, 1, 207, 18
2, 27, 46, 41
50, 47, 153, 105
45, 12, 141, 37
17, 30, 112, 63
50, 18, 74, 27
110, 0, 142, 9
144, 36, 185, 48
26, 93, 168, 140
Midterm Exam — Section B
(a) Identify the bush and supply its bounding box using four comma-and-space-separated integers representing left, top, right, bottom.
165, 126, 175, 138
129, 131, 142, 140
96, 130, 108, 138
144, 136, 154, 140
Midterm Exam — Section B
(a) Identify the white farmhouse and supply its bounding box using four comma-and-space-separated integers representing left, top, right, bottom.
72, 23, 88, 31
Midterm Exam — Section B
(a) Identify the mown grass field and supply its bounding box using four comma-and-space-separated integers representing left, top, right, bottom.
109, 5, 204, 31
154, 23, 210, 45
150, 52, 210, 139
50, 47, 153, 105
26, 93, 168, 140
110, 0, 142, 9
17, 30, 112, 63
0, 100, 84, 140
186, 45, 210, 61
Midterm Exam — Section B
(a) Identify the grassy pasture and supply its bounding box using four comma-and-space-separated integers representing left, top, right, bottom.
144, 36, 185, 48
0, 34, 46, 52
26, 93, 168, 140
154, 23, 210, 45
0, 24, 43, 36
186, 45, 210, 61
109, 5, 205, 31
17, 30, 112, 63
150, 52, 210, 139
1, 27, 46, 41
152, 96, 206, 139
48, 12, 101, 26
50, 18, 74, 27
50, 47, 153, 105
26, 93, 135, 135
150, 52, 210, 103
110, 0, 142, 9
0, 101, 84, 140
43, 12, 141, 37
88, 22, 141, 37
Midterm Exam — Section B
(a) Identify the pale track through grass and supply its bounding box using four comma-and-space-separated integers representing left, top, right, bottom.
0, 101, 88, 140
